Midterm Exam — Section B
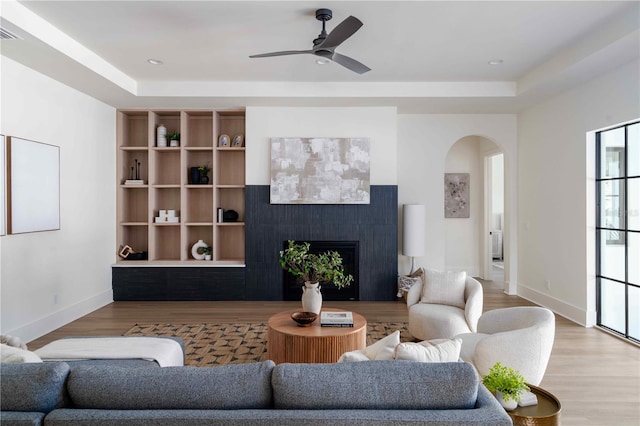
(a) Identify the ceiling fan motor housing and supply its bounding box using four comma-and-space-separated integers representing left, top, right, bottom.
315, 9, 332, 22
313, 8, 332, 46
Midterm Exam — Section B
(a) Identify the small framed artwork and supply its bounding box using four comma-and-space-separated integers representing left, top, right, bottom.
218, 134, 230, 147
232, 134, 244, 147
444, 173, 470, 218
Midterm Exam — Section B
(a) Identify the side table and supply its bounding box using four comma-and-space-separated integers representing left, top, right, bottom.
267, 308, 367, 364
508, 384, 561, 426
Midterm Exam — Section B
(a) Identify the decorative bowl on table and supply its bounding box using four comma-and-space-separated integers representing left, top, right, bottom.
291, 311, 318, 326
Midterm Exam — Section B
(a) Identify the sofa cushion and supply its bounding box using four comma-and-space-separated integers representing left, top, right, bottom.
66, 361, 275, 409
420, 269, 467, 309
0, 411, 45, 425
0, 361, 70, 413
272, 360, 478, 410
394, 338, 462, 362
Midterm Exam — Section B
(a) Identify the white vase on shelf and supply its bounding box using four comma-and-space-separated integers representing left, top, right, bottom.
156, 124, 167, 147
301, 281, 322, 314
191, 240, 207, 260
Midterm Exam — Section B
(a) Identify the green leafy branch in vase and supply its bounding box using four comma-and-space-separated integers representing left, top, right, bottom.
279, 240, 353, 289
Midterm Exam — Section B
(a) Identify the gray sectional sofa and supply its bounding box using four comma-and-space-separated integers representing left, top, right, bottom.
1, 359, 512, 425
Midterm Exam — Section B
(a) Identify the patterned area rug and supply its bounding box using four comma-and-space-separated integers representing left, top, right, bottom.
124, 321, 413, 367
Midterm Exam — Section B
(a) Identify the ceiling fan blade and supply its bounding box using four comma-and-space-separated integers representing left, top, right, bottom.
330, 52, 371, 74
317, 15, 363, 50
250, 50, 313, 58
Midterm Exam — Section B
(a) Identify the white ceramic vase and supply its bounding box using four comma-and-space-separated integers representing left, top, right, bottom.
156, 124, 167, 147
191, 239, 207, 260
496, 391, 518, 411
301, 281, 322, 314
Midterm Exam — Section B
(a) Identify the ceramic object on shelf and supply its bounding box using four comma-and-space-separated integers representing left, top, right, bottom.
301, 282, 322, 314
157, 124, 167, 147
223, 210, 239, 222
191, 239, 207, 260
190, 167, 200, 184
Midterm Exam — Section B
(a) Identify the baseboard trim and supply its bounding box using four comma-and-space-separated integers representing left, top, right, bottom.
517, 284, 595, 327
7, 290, 113, 343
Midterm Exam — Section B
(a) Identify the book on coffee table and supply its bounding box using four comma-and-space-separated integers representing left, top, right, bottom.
320, 311, 354, 327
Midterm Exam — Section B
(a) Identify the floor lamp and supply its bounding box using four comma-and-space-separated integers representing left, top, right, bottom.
403, 204, 425, 274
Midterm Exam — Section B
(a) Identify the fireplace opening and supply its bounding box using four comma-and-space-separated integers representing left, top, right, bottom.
282, 241, 359, 301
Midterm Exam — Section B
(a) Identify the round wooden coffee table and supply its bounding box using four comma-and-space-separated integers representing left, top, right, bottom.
267, 308, 367, 364
508, 384, 561, 426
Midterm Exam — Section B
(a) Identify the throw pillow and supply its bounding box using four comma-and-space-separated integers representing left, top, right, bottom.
363, 330, 401, 360
420, 269, 466, 309
394, 338, 462, 363
338, 330, 401, 362
337, 350, 370, 362
397, 275, 422, 297
0, 334, 28, 350
0, 343, 43, 363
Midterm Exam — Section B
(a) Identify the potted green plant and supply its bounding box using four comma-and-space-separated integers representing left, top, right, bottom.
279, 240, 353, 314
167, 132, 180, 146
482, 362, 530, 410
202, 246, 212, 261
198, 164, 211, 184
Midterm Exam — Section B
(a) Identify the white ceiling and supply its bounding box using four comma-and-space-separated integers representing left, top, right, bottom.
1, 0, 639, 112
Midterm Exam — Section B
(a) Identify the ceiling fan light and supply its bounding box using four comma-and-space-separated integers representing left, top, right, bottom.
316, 58, 330, 65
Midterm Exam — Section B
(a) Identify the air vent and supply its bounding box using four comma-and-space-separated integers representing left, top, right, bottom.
0, 27, 22, 40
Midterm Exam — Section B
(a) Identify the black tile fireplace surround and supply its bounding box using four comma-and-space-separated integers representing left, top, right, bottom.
245, 185, 398, 301
112, 185, 398, 301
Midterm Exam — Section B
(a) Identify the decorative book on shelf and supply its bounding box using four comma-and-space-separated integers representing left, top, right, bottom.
124, 179, 145, 185
320, 311, 354, 327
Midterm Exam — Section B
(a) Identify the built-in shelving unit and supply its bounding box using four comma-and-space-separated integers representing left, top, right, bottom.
116, 109, 245, 265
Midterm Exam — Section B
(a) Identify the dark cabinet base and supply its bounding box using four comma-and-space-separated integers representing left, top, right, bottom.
112, 267, 246, 301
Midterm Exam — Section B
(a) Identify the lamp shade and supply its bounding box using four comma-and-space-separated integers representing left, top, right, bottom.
403, 204, 425, 257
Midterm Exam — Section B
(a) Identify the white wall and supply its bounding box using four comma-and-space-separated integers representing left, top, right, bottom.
245, 107, 397, 185
444, 136, 481, 275
492, 154, 504, 230
397, 114, 517, 286
518, 59, 640, 326
0, 56, 115, 342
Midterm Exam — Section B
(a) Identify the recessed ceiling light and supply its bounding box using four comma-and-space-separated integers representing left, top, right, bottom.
316, 58, 330, 65
488, 59, 503, 65
147, 58, 163, 65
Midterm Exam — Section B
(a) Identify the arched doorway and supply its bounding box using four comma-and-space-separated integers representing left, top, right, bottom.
444, 135, 505, 287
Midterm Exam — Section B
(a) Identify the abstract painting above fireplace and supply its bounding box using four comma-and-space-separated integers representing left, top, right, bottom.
270, 137, 370, 204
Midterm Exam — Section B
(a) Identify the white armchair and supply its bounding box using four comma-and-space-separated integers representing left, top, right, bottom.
406, 272, 483, 341
455, 306, 555, 386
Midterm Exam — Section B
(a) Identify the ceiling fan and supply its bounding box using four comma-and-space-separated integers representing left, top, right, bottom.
249, 8, 371, 75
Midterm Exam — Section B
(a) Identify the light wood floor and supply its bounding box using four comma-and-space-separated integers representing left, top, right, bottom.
28, 279, 639, 425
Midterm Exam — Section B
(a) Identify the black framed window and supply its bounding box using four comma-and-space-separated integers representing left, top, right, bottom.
596, 121, 639, 343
